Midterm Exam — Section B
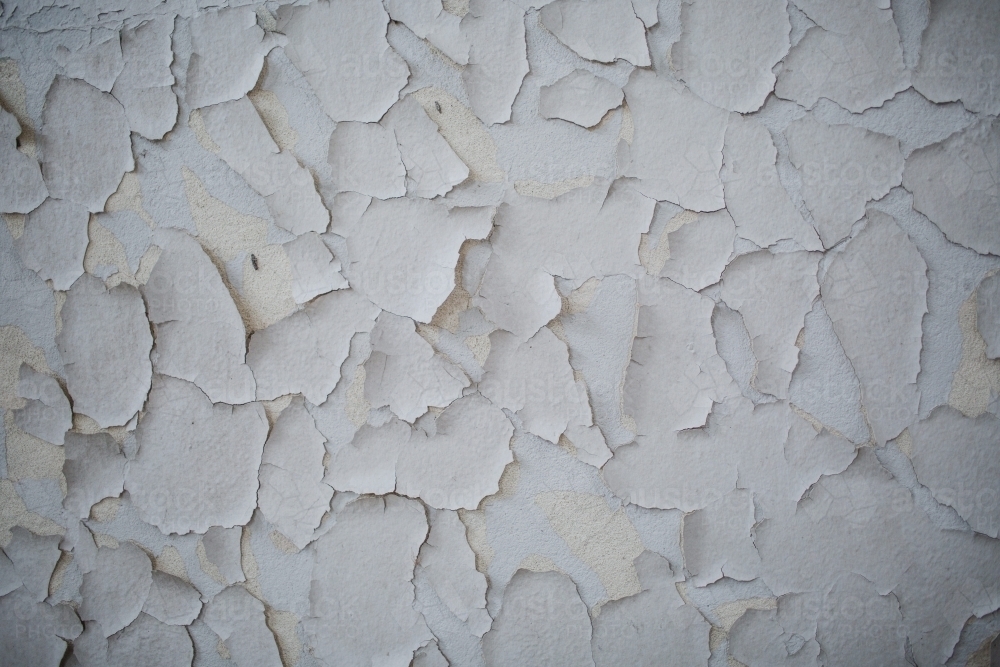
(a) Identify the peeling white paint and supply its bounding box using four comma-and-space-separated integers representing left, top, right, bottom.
1, 3, 999, 666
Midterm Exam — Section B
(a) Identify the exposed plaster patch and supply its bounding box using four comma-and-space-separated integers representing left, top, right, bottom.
949, 290, 1000, 418
180, 166, 294, 331
534, 490, 644, 602
0, 59, 35, 158
412, 87, 505, 182
514, 174, 595, 199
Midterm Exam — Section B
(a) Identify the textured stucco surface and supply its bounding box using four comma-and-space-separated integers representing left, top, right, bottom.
0, 0, 999, 665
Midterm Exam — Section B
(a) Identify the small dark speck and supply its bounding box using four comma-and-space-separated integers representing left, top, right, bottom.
435, 101, 442, 114
251, 254, 259, 270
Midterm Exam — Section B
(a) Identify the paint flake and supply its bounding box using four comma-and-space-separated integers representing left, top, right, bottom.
480, 327, 594, 445
39, 77, 133, 213
755, 448, 1000, 665
204, 586, 282, 667
284, 232, 348, 304
909, 406, 1000, 538
125, 375, 268, 534
385, 0, 471, 64
673, 0, 790, 112
106, 612, 194, 667
482, 569, 595, 667
79, 542, 152, 637
202, 96, 329, 236
0, 588, 79, 667
541, 0, 650, 66
364, 312, 469, 423
786, 116, 904, 248
185, 7, 280, 110
419, 508, 492, 635
0, 107, 46, 214
257, 397, 333, 549
344, 198, 493, 323
304, 495, 432, 667
15, 197, 88, 290
277, 0, 409, 123
63, 432, 126, 520
476, 179, 653, 339
461, 0, 529, 125
382, 95, 470, 198
142, 571, 202, 626
682, 488, 761, 586
722, 114, 822, 250
620, 276, 734, 438
55, 33, 123, 93
329, 393, 514, 509
56, 275, 153, 429
620, 70, 729, 211
327, 120, 406, 199
820, 211, 926, 444
775, 0, 908, 112
13, 363, 71, 446
912, 0, 1000, 115
720, 250, 820, 399
142, 228, 256, 405
112, 16, 177, 140
611, 395, 856, 513
591, 552, 711, 666
3, 526, 61, 602
659, 209, 736, 291
901, 117, 1000, 256
539, 69, 624, 129
247, 289, 380, 403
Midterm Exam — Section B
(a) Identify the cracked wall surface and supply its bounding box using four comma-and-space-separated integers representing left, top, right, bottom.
0, 0, 999, 665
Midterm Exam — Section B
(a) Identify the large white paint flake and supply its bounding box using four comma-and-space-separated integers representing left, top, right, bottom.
257, 397, 333, 549
912, 0, 1000, 115
786, 116, 903, 248
186, 7, 279, 110
57, 275, 153, 428
126, 375, 268, 534
620, 70, 729, 211
541, 0, 650, 66
592, 552, 710, 666
277, 0, 409, 123
364, 312, 469, 422
304, 495, 432, 667
0, 107, 46, 213
461, 0, 529, 125
483, 569, 595, 667
16, 197, 88, 290
821, 211, 926, 444
720, 250, 820, 399
202, 96, 329, 235
345, 198, 493, 323
328, 393, 514, 509
14, 364, 71, 446
40, 77, 133, 212
247, 289, 380, 403
902, 118, 1000, 256
539, 69, 623, 129
909, 407, 1000, 538
382, 95, 469, 198
776, 0, 908, 112
142, 228, 256, 405
673, 0, 790, 112
476, 179, 653, 339
113, 16, 177, 140
722, 114, 822, 250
